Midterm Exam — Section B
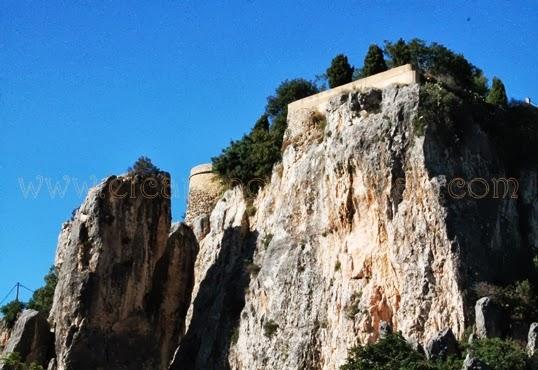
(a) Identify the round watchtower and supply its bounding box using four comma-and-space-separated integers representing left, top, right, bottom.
185, 163, 223, 224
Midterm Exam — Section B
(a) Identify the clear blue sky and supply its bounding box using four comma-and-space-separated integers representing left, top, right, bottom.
1, 1, 537, 303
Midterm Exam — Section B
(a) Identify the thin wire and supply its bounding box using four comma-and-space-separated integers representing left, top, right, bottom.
19, 284, 34, 293
0, 284, 17, 306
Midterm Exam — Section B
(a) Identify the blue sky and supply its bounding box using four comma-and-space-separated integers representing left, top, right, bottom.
1, 0, 537, 303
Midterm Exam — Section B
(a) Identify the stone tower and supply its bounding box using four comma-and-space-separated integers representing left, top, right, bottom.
185, 163, 223, 224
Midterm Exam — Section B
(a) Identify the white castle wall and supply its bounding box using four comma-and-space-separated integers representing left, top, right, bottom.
288, 64, 418, 113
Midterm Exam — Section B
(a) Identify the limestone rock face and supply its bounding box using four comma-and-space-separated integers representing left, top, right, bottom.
528, 323, 538, 366
0, 322, 9, 351
49, 173, 198, 370
475, 297, 504, 339
176, 84, 535, 369
170, 188, 253, 370
0, 309, 53, 369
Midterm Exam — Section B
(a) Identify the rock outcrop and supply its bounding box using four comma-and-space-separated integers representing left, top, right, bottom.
425, 328, 459, 360
49, 172, 198, 370
174, 83, 535, 369
462, 354, 492, 370
0, 309, 53, 369
475, 297, 504, 339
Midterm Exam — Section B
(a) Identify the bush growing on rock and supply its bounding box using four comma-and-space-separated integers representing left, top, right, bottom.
468, 338, 529, 370
340, 332, 464, 370
127, 156, 161, 176
0, 352, 44, 370
0, 300, 25, 329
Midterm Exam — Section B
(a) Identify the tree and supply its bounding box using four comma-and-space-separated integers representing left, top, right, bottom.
0, 300, 25, 329
361, 44, 387, 77
27, 266, 57, 316
384, 38, 485, 94
266, 79, 318, 143
127, 156, 160, 175
486, 77, 508, 107
384, 38, 411, 67
213, 79, 318, 189
326, 54, 354, 88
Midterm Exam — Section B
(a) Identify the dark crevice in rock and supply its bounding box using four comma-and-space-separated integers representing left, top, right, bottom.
170, 226, 258, 370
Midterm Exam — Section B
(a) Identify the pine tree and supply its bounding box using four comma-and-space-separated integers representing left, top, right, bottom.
486, 77, 508, 107
127, 156, 160, 175
326, 54, 354, 88
361, 44, 388, 77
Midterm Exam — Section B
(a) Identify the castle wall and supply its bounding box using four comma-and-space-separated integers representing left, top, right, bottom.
288, 64, 418, 113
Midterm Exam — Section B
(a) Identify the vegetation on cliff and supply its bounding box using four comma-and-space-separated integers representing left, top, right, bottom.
341, 332, 530, 370
212, 79, 318, 187
0, 267, 57, 328
212, 38, 530, 195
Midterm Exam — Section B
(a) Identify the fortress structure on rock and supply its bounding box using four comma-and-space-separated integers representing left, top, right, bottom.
185, 163, 223, 224
289, 63, 418, 113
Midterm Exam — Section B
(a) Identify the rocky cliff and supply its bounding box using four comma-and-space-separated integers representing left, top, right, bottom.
173, 83, 536, 369
49, 172, 198, 370
41, 82, 536, 370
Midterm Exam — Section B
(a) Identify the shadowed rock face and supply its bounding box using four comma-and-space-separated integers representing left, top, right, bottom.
0, 310, 53, 369
49, 173, 198, 370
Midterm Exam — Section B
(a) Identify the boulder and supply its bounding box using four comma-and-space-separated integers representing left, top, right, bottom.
425, 328, 459, 360
475, 297, 504, 338
461, 354, 492, 370
0, 309, 53, 369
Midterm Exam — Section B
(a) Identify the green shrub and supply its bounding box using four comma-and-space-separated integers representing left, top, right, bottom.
472, 279, 538, 322
341, 333, 464, 370
415, 82, 462, 137
341, 333, 426, 370
0, 300, 25, 329
468, 338, 528, 370
334, 260, 341, 272
27, 266, 57, 316
213, 80, 318, 190
0, 352, 44, 370
263, 319, 279, 338
327, 54, 354, 88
